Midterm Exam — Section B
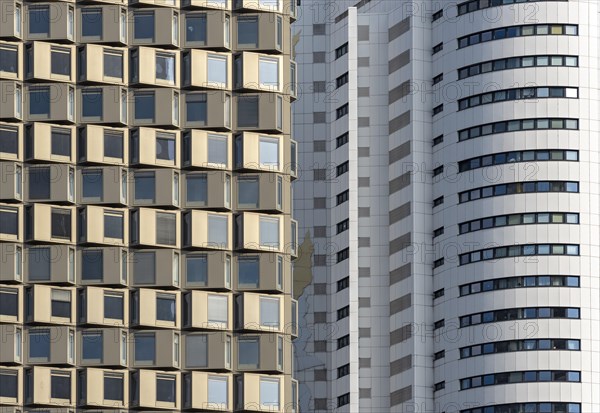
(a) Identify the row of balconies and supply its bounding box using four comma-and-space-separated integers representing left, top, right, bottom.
0, 0, 297, 44
1, 42, 296, 95
0, 82, 294, 131
0, 205, 298, 255
0, 366, 298, 412
0, 244, 294, 291
0, 127, 298, 176
0, 285, 298, 334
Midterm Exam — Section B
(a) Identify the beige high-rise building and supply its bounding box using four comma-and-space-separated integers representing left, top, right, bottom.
0, 0, 299, 410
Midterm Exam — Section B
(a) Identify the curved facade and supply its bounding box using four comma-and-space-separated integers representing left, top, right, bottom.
432, 1, 599, 411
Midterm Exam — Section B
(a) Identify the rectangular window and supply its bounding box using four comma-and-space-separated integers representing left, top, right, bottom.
104, 373, 123, 401
156, 294, 176, 322
156, 212, 176, 246
238, 176, 259, 208
0, 207, 18, 236
104, 130, 124, 159
238, 256, 259, 287
208, 376, 228, 408
51, 208, 72, 239
259, 57, 279, 88
336, 103, 349, 119
185, 334, 207, 367
237, 95, 259, 127
0, 126, 18, 157
82, 89, 103, 119
259, 378, 279, 409
186, 93, 207, 123
156, 134, 176, 162
186, 254, 207, 285
259, 216, 279, 248
51, 371, 71, 399
207, 294, 228, 326
50, 128, 71, 157
134, 11, 155, 40
259, 137, 279, 168
260, 296, 279, 328
82, 169, 103, 200
0, 370, 18, 399
0, 46, 18, 74
238, 16, 258, 47
81, 8, 102, 38
186, 174, 207, 206
104, 50, 123, 79
238, 336, 259, 368
82, 331, 103, 361
134, 333, 156, 363
0, 288, 18, 317
336, 72, 348, 88
156, 375, 176, 403
208, 214, 228, 247
156, 53, 175, 83
133, 251, 155, 284
207, 134, 228, 166
207, 54, 228, 86
29, 5, 50, 35
51, 289, 71, 318
186, 14, 206, 43
134, 171, 155, 202
50, 47, 71, 76
29, 86, 50, 116
28, 247, 51, 280
335, 43, 348, 59
134, 92, 155, 121
29, 329, 50, 361
104, 292, 124, 320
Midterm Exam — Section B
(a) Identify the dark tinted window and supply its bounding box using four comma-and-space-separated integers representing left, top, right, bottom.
0, 371, 18, 398
51, 290, 71, 318
104, 51, 123, 79
238, 176, 259, 208
238, 16, 258, 47
156, 212, 176, 245
104, 212, 123, 239
186, 94, 207, 123
0, 288, 18, 316
29, 6, 50, 34
51, 209, 71, 239
134, 92, 155, 120
104, 374, 124, 401
156, 295, 176, 321
104, 293, 124, 320
237, 95, 259, 127
82, 332, 103, 360
186, 255, 207, 285
81, 250, 103, 281
28, 247, 51, 280
156, 136, 175, 161
51, 48, 71, 76
104, 131, 124, 159
50, 373, 71, 399
156, 376, 176, 402
29, 87, 50, 115
81, 8, 102, 37
0, 47, 18, 73
134, 333, 155, 362
0, 126, 18, 154
82, 89, 103, 118
238, 256, 259, 287
134, 12, 155, 40
51, 129, 71, 156
29, 330, 51, 360
29, 167, 51, 199
186, 14, 206, 43
0, 208, 18, 236
82, 170, 103, 199
186, 174, 207, 205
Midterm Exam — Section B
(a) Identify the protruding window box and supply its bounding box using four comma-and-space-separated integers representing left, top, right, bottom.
0, 203, 22, 243
235, 212, 287, 254
0, 324, 22, 364
0, 366, 22, 405
236, 373, 290, 413
183, 171, 232, 210
182, 91, 232, 130
235, 52, 287, 94
78, 44, 128, 85
78, 167, 129, 206
24, 366, 76, 407
0, 0, 23, 39
182, 331, 232, 370
131, 168, 180, 208
0, 81, 23, 120
234, 132, 292, 174
182, 210, 232, 250
25, 326, 75, 365
234, 93, 287, 133
130, 0, 179, 9
78, 86, 128, 126
130, 87, 180, 126
77, 5, 128, 45
130, 330, 180, 369
25, 285, 76, 325
25, 83, 75, 123
183, 130, 232, 170
183, 372, 233, 411
181, 10, 230, 50
25, 245, 76, 284
130, 47, 180, 88
235, 173, 289, 213
24, 42, 76, 83
233, 13, 288, 53
129, 8, 180, 47
130, 249, 181, 289
78, 247, 128, 286
236, 292, 289, 334
0, 243, 23, 283
130, 208, 181, 249
0, 41, 23, 80
183, 251, 231, 290
0, 284, 23, 324
77, 328, 128, 367
78, 206, 128, 246
131, 289, 181, 329
78, 287, 128, 327
234, 252, 287, 293
78, 368, 129, 409
130, 128, 180, 168
0, 123, 23, 162
24, 164, 74, 204
235, 333, 287, 373
182, 49, 231, 90
25, 3, 75, 42
183, 291, 232, 331
78, 125, 128, 165
235, 0, 281, 13
130, 370, 180, 410
25, 123, 76, 163
24, 205, 77, 244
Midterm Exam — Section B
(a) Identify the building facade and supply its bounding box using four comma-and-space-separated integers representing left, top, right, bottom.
0, 0, 299, 411
293, 0, 600, 412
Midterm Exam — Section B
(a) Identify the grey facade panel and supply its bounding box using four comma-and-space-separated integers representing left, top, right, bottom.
390, 325, 412, 345
358, 147, 370, 157
390, 355, 412, 376
389, 202, 411, 224
389, 80, 412, 104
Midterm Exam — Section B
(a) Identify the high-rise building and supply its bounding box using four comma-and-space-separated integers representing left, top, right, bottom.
293, 0, 599, 412
0, 0, 299, 410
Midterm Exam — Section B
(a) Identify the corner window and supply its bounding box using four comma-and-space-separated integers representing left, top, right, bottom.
82, 89, 103, 119
186, 14, 206, 43
156, 53, 175, 84
51, 289, 71, 318
207, 134, 228, 166
134, 11, 155, 41
104, 50, 123, 80
156, 212, 176, 246
134, 92, 155, 121
238, 16, 258, 48
29, 5, 50, 35
259, 137, 279, 168
51, 47, 71, 76
259, 378, 280, 409
51, 208, 72, 240
186, 254, 207, 285
224, 15, 230, 47
259, 57, 279, 88
0, 46, 18, 74
208, 376, 228, 408
81, 8, 102, 38
238, 176, 259, 208
260, 296, 280, 328
207, 55, 228, 86
259, 216, 279, 248
207, 294, 228, 326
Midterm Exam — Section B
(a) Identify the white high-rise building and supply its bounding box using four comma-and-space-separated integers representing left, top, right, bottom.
292, 1, 600, 412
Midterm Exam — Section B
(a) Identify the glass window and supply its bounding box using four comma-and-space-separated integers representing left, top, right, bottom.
51, 128, 71, 157
104, 292, 123, 320
185, 334, 207, 367
186, 255, 207, 285
51, 48, 71, 76
134, 333, 155, 363
259, 57, 279, 87
28, 247, 51, 280
186, 174, 207, 205
156, 294, 176, 322
82, 89, 103, 118
156, 134, 176, 162
0, 207, 18, 236
260, 296, 279, 328
0, 370, 18, 398
207, 55, 227, 86
82, 170, 102, 200
237, 95, 259, 127
104, 130, 124, 159
51, 372, 71, 399
186, 93, 207, 123
104, 373, 123, 401
186, 14, 206, 43
238, 256, 259, 287
156, 375, 176, 403
238, 16, 258, 47
238, 176, 259, 208
208, 376, 228, 408
0, 288, 18, 316
81, 332, 103, 362
208, 134, 228, 166
156, 53, 175, 83
51, 208, 71, 239
0, 46, 18, 74
133, 251, 155, 284
81, 8, 102, 38
259, 216, 279, 248
156, 212, 176, 245
29, 329, 50, 361
208, 214, 228, 247
29, 6, 50, 35
259, 137, 279, 168
260, 378, 279, 408
104, 211, 124, 239
134, 172, 155, 202
134, 12, 154, 40
51, 289, 71, 318
28, 166, 50, 199
238, 336, 259, 367
29, 87, 50, 116
207, 294, 228, 326
104, 50, 123, 79
134, 92, 155, 121
0, 126, 18, 156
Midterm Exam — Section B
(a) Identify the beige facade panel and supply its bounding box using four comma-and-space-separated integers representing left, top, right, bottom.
128, 8, 179, 47
0, 324, 22, 364
24, 325, 75, 366
0, 0, 23, 39
131, 369, 180, 410
234, 172, 290, 213
181, 90, 231, 130
0, 162, 22, 202
78, 166, 128, 206
130, 47, 181, 88
0, 284, 23, 324
236, 0, 284, 13
79, 368, 129, 408
183, 129, 232, 170
233, 252, 288, 293
25, 41, 76, 83
183, 290, 233, 331
0, 243, 23, 283
79, 286, 128, 327
79, 205, 128, 246
131, 289, 181, 329
24, 83, 75, 123
182, 0, 229, 10
77, 85, 128, 126
181, 10, 229, 49
130, 0, 179, 8
24, 204, 77, 244
25, 285, 77, 325
182, 210, 232, 250
0, 41, 23, 81
129, 248, 181, 288
77, 328, 128, 367
182, 250, 231, 290
234, 92, 289, 134
78, 125, 128, 165
0, 366, 22, 406
184, 371, 233, 410
130, 168, 179, 208
232, 12, 289, 54
182, 170, 231, 210
182, 49, 231, 90
25, 123, 76, 163
130, 127, 181, 168
26, 366, 76, 407
130, 208, 181, 248
77, 5, 128, 45
130, 330, 181, 369
24, 163, 74, 204
234, 333, 289, 374
25, 244, 75, 284
78, 44, 128, 85
0, 123, 23, 161
0, 81, 23, 120
24, 2, 75, 42
182, 331, 231, 370
0, 203, 22, 243
77, 246, 128, 286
